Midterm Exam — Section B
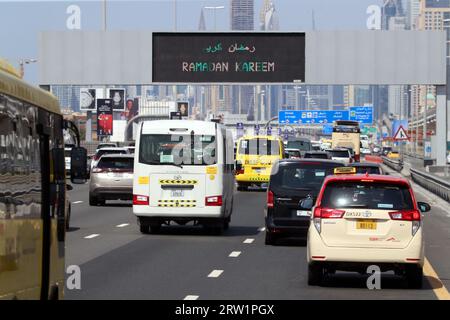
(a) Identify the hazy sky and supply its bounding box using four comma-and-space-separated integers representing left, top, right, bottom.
0, 0, 383, 83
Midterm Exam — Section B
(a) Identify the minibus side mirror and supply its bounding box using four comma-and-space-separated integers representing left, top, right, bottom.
299, 198, 314, 210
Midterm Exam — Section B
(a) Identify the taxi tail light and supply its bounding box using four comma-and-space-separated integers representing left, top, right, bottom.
389, 210, 421, 236
236, 168, 244, 175
267, 190, 274, 208
389, 210, 421, 221
133, 194, 149, 205
205, 195, 222, 206
313, 207, 346, 234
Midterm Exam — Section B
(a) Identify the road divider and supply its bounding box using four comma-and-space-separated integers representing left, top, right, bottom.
410, 168, 450, 202
382, 156, 403, 172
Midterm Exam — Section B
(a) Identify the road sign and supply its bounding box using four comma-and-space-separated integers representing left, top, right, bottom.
152, 32, 305, 83
322, 124, 333, 135
393, 126, 409, 141
392, 120, 408, 138
279, 110, 349, 125
349, 106, 373, 125
279, 106, 373, 125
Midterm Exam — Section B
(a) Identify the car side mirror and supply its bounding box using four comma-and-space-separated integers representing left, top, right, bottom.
66, 184, 73, 191
299, 198, 314, 210
418, 202, 431, 213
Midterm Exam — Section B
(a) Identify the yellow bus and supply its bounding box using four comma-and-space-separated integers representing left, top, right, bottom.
0, 59, 66, 299
235, 135, 284, 191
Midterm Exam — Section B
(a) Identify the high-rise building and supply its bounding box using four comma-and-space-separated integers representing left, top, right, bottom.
406, 0, 421, 29
230, 0, 255, 119
230, 0, 254, 30
411, 0, 450, 118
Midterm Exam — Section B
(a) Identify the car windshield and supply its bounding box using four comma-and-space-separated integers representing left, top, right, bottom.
321, 182, 414, 210
239, 138, 280, 156
286, 140, 311, 151
97, 157, 134, 171
304, 153, 328, 159
271, 163, 339, 192
330, 150, 349, 158
353, 166, 381, 174
97, 149, 127, 157
139, 134, 216, 166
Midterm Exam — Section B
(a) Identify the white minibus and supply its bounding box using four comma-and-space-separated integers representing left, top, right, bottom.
133, 120, 235, 234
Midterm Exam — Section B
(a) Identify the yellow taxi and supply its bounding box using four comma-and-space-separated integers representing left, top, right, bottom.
387, 151, 400, 159
235, 135, 284, 191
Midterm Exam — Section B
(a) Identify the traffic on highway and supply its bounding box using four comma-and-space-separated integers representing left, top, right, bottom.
1, 1, 450, 315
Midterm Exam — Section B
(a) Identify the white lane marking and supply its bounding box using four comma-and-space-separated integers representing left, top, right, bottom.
207, 270, 224, 278
73, 201, 83, 204
116, 223, 130, 228
84, 234, 100, 239
258, 227, 266, 232
243, 238, 254, 244
229, 251, 241, 258
184, 295, 199, 300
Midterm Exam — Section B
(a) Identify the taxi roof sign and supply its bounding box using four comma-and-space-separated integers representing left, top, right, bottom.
334, 167, 356, 175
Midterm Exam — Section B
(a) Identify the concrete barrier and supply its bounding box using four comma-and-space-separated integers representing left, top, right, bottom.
410, 168, 450, 202
382, 156, 403, 172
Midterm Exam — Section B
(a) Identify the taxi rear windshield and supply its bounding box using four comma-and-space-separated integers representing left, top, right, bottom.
329, 150, 349, 158
353, 166, 381, 174
239, 138, 280, 156
321, 182, 414, 210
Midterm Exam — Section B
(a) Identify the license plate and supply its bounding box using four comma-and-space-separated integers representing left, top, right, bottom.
171, 190, 184, 197
253, 168, 262, 173
356, 219, 377, 230
296, 210, 311, 217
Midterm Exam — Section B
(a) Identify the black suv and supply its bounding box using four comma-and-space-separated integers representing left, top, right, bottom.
265, 159, 344, 245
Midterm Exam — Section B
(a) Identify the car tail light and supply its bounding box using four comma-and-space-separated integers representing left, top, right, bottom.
354, 154, 360, 162
389, 210, 421, 221
267, 190, 274, 208
235, 168, 244, 175
133, 194, 149, 205
389, 209, 421, 236
205, 195, 222, 206
313, 207, 346, 234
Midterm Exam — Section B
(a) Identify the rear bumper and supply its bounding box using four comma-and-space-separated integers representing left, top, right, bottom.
235, 173, 270, 184
307, 226, 424, 266
265, 215, 310, 238
90, 186, 133, 200
134, 205, 224, 218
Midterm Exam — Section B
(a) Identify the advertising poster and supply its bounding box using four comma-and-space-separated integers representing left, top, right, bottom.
80, 88, 96, 111
97, 99, 113, 136
177, 101, 189, 117
108, 88, 126, 111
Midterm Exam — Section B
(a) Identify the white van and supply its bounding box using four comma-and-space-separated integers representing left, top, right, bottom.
133, 120, 235, 234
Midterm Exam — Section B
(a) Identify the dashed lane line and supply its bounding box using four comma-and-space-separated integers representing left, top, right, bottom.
207, 270, 224, 278
229, 251, 241, 258
73, 201, 83, 204
84, 234, 100, 239
243, 238, 255, 244
116, 223, 130, 228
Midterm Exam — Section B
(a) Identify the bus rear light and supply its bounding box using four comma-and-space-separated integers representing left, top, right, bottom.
133, 194, 149, 205
205, 195, 222, 206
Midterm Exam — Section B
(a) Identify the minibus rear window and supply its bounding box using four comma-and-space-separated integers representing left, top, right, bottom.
139, 134, 216, 166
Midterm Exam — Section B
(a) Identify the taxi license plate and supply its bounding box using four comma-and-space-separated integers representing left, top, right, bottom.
356, 219, 377, 230
171, 190, 184, 197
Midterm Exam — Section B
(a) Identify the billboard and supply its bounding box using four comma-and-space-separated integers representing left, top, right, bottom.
97, 99, 113, 136
108, 88, 126, 111
80, 88, 105, 111
152, 32, 305, 83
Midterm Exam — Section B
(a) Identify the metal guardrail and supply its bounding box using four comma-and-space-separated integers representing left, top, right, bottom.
382, 156, 403, 172
410, 168, 450, 202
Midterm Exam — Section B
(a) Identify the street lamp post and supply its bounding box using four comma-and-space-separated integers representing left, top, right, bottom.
19, 58, 37, 78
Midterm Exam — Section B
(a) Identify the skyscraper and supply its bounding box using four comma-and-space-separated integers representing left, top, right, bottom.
230, 0, 255, 119
230, 0, 254, 30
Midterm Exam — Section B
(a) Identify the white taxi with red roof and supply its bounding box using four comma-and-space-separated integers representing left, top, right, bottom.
306, 174, 431, 288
